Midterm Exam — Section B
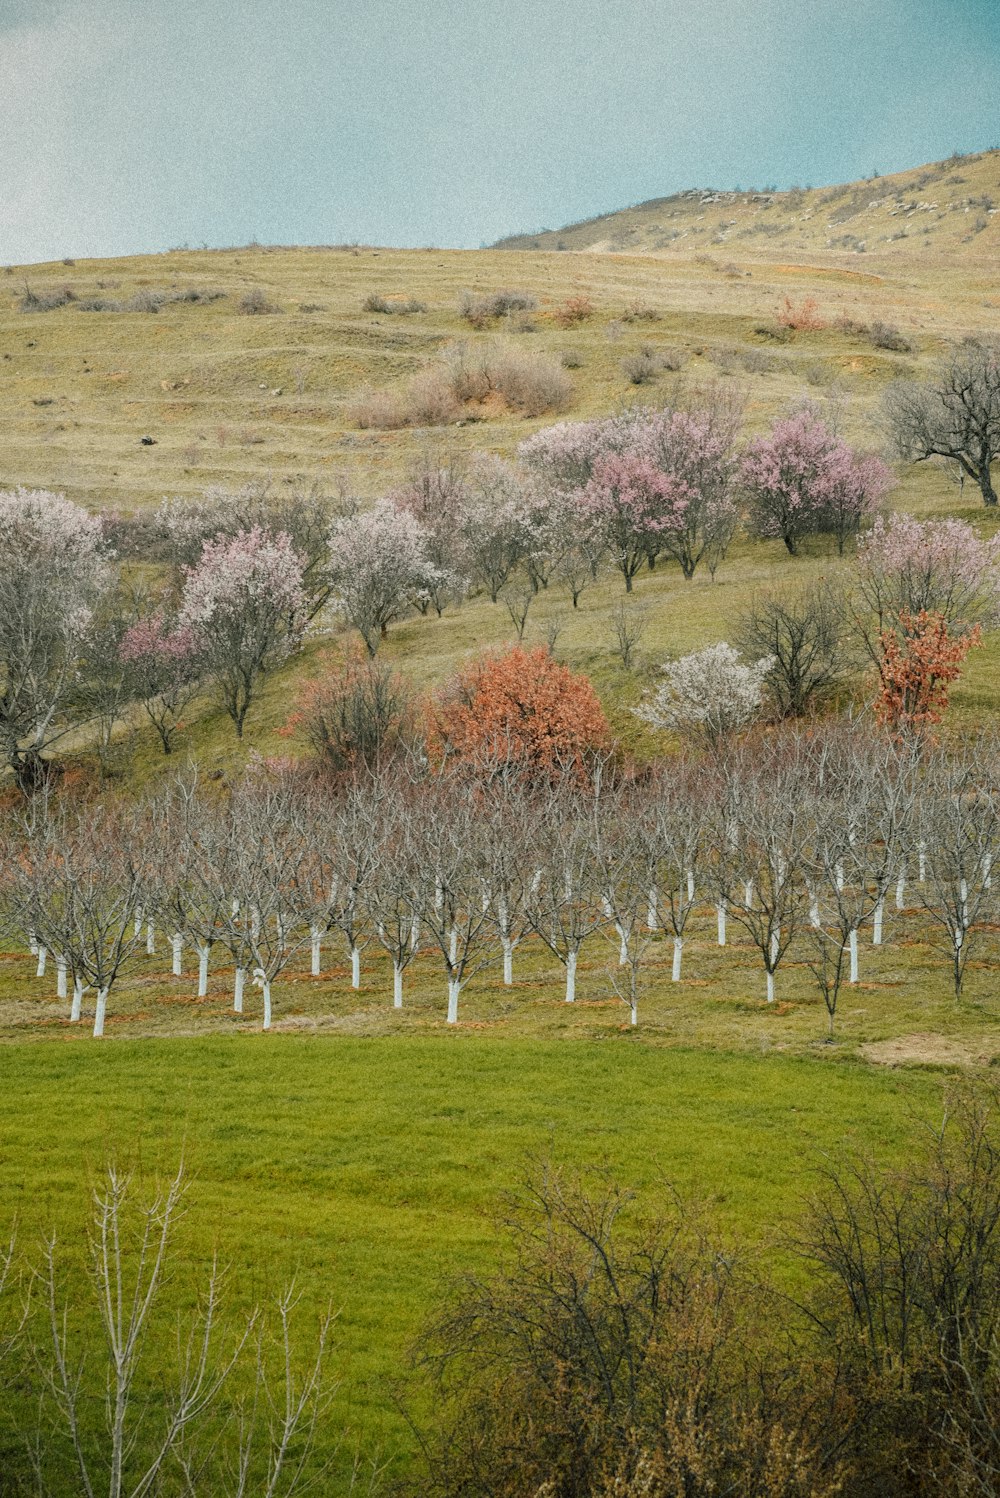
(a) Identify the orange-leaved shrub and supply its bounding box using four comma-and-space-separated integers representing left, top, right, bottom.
873, 609, 981, 737
428, 644, 610, 783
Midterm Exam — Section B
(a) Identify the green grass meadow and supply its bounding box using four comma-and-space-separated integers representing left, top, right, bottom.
0, 1034, 943, 1478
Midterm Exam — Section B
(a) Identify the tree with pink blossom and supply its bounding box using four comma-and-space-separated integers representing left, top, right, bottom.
179, 526, 306, 736
328, 499, 441, 655
576, 451, 677, 592
741, 409, 893, 555
627, 407, 739, 579
853, 512, 1000, 661
457, 456, 534, 602
120, 610, 202, 754
0, 488, 113, 791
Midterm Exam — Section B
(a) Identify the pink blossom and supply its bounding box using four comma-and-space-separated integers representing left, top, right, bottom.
856, 512, 1000, 635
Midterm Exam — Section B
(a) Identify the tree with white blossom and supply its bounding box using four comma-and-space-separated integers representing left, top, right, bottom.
179, 526, 306, 737
0, 489, 113, 791
328, 499, 441, 655
635, 642, 774, 751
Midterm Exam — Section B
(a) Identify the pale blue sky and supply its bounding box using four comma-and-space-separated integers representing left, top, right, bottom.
1, 0, 998, 265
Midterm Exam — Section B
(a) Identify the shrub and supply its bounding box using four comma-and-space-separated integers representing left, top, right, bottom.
560, 348, 584, 368
351, 344, 571, 428
621, 349, 660, 384
621, 300, 661, 322
19, 284, 75, 312
237, 287, 281, 315
869, 320, 913, 353
777, 296, 825, 331
284, 647, 415, 774
754, 320, 793, 343
458, 288, 536, 327
873, 610, 981, 736
429, 644, 610, 784
553, 293, 594, 327
363, 292, 427, 314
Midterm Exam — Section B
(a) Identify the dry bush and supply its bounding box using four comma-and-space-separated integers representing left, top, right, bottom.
553, 293, 594, 327
458, 288, 537, 327
19, 285, 75, 312
777, 296, 825, 331
621, 349, 660, 385
238, 287, 282, 315
352, 343, 571, 428
621, 300, 661, 323
869, 320, 913, 353
363, 292, 427, 314
560, 348, 585, 368
754, 320, 793, 343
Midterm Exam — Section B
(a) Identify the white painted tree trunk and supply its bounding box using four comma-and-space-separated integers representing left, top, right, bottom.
28, 931, 37, 958
393, 962, 404, 1008
647, 889, 658, 930
409, 914, 420, 951
617, 925, 628, 965
766, 970, 775, 1004
56, 957, 67, 1000
250, 906, 261, 941
983, 853, 993, 890
171, 933, 183, 977
872, 898, 884, 946
449, 928, 458, 966
70, 978, 84, 1023
686, 869, 695, 902
809, 893, 820, 928
261, 981, 272, 1030
895, 871, 906, 909
93, 987, 109, 1038
630, 995, 638, 1026
743, 879, 753, 905
918, 841, 926, 883
671, 937, 683, 982
565, 949, 577, 1003
310, 926, 322, 976
849, 928, 859, 983
146, 920, 155, 956
770, 928, 780, 965
835, 861, 845, 892
36, 947, 46, 979
233, 967, 245, 1012
133, 907, 143, 939
502, 939, 513, 986
960, 879, 969, 927
716, 905, 727, 945
196, 942, 210, 998
447, 979, 459, 1024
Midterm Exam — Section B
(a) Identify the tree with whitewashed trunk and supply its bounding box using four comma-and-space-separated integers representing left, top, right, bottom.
189, 801, 255, 1016
635, 643, 774, 754
0, 488, 115, 793
322, 785, 381, 991
588, 783, 657, 1026
15, 801, 145, 1036
915, 745, 1000, 1000
413, 790, 497, 1024
364, 788, 424, 1009
483, 787, 535, 987
720, 743, 809, 1004
525, 784, 606, 1004
647, 765, 707, 984
4, 798, 87, 1019
224, 774, 313, 1029
179, 526, 307, 738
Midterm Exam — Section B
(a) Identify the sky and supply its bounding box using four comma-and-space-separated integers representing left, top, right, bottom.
1, 0, 999, 265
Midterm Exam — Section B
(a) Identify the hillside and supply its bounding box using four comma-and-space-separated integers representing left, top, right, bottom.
493, 147, 1000, 262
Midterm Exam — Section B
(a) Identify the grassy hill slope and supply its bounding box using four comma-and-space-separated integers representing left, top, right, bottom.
493, 147, 1000, 262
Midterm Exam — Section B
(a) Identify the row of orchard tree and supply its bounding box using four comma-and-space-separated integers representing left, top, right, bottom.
6, 723, 1000, 1038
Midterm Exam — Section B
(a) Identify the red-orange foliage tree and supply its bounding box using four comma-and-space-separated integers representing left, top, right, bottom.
873, 609, 981, 737
429, 644, 611, 783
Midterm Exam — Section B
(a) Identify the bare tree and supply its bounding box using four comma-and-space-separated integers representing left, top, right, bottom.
609, 599, 648, 670
26, 1161, 343, 1498
735, 580, 854, 719
526, 783, 606, 1004
884, 339, 1000, 506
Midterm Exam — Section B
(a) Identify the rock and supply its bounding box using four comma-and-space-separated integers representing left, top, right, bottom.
140, 435, 156, 445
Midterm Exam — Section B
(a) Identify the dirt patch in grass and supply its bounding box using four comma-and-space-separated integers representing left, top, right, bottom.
861, 1032, 996, 1069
